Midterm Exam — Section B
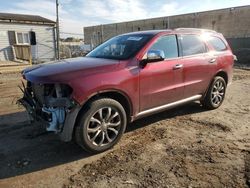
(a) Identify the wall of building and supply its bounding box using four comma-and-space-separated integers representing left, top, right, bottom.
84, 5, 250, 64
0, 22, 56, 62
84, 5, 250, 45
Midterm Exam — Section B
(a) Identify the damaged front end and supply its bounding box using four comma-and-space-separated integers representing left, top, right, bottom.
18, 80, 77, 134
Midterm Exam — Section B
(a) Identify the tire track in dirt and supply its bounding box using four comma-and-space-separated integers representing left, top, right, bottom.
244, 151, 250, 187
0, 69, 249, 188
64, 113, 247, 188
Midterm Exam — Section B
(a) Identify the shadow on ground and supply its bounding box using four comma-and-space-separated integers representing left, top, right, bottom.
0, 102, 205, 179
0, 111, 29, 127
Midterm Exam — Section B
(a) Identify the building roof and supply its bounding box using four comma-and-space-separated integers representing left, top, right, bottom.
0, 12, 55, 25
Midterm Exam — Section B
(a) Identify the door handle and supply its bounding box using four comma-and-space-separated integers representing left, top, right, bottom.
173, 64, 183, 70
209, 58, 216, 63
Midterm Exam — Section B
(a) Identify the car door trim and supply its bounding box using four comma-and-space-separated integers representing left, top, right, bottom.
137, 94, 202, 118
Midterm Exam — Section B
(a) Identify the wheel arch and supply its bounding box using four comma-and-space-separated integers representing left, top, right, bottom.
214, 70, 228, 84
202, 70, 228, 100
73, 89, 133, 136
80, 89, 133, 120
201, 71, 227, 109
59, 89, 133, 142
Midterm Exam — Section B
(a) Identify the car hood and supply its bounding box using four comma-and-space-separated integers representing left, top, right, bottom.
23, 57, 120, 83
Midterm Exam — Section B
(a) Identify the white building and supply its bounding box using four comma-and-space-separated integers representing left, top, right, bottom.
0, 13, 56, 63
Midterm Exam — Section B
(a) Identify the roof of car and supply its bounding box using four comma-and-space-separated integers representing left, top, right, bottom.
121, 28, 218, 36
121, 30, 171, 36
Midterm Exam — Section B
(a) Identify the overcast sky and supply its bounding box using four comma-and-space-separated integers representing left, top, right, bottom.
0, 0, 250, 38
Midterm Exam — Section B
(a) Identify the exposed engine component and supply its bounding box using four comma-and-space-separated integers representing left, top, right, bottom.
18, 82, 75, 133
42, 107, 65, 132
42, 84, 65, 132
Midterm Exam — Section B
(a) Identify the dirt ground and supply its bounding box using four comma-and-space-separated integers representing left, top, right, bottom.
0, 68, 249, 188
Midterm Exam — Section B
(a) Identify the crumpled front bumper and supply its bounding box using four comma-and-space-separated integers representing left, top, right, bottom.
17, 81, 81, 142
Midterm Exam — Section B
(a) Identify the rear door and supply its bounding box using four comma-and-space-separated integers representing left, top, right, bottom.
139, 34, 184, 111
206, 35, 234, 83
177, 34, 216, 98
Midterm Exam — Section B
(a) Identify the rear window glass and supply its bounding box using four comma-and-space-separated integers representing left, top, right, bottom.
180, 35, 207, 56
207, 36, 227, 51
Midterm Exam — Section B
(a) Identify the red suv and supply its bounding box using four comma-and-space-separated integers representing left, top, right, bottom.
19, 28, 234, 153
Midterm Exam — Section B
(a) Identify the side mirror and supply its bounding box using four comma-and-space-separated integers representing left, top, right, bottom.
147, 50, 165, 62
140, 50, 165, 67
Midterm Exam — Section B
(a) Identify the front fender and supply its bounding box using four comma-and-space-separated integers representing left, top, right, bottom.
58, 104, 81, 142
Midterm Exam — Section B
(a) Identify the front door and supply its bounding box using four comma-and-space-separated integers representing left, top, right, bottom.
139, 35, 184, 111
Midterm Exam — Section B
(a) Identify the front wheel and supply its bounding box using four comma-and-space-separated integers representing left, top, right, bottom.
75, 98, 127, 153
201, 76, 227, 110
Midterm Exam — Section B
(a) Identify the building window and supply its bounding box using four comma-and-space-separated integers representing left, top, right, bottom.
16, 32, 30, 44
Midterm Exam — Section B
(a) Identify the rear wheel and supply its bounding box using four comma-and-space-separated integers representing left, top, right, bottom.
201, 76, 226, 110
75, 98, 127, 153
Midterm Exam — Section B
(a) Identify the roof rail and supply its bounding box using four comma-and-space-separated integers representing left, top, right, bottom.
174, 28, 217, 33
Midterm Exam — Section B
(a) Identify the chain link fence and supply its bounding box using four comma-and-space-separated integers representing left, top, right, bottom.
59, 41, 91, 59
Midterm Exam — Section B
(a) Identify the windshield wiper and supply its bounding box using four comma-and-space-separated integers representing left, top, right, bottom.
89, 56, 121, 60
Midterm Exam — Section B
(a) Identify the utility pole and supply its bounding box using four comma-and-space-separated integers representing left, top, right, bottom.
101, 24, 104, 43
56, 0, 60, 60
167, 16, 170, 29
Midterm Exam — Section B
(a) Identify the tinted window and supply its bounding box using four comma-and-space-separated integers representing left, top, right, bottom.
207, 36, 227, 51
149, 35, 178, 58
180, 35, 207, 56
87, 34, 153, 60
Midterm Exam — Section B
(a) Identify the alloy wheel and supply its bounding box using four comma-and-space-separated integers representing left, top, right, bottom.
211, 79, 225, 106
87, 107, 121, 146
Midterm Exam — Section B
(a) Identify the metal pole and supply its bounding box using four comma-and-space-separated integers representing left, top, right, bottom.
56, 0, 60, 60
168, 16, 170, 29
101, 24, 104, 43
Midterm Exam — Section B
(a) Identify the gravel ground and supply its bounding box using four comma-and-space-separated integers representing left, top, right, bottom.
0, 68, 249, 188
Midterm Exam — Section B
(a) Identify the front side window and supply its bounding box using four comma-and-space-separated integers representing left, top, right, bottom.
149, 35, 178, 59
207, 36, 227, 51
16, 32, 30, 44
180, 35, 207, 56
87, 34, 153, 60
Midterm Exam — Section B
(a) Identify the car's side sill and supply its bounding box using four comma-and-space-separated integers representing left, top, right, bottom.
135, 94, 202, 119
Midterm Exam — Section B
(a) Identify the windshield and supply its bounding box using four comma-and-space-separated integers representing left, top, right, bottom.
87, 34, 153, 60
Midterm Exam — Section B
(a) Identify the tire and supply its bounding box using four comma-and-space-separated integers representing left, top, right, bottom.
75, 98, 127, 153
201, 76, 227, 110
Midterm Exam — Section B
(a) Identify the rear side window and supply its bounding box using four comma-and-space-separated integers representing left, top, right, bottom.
149, 35, 178, 59
207, 36, 227, 51
180, 35, 207, 56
